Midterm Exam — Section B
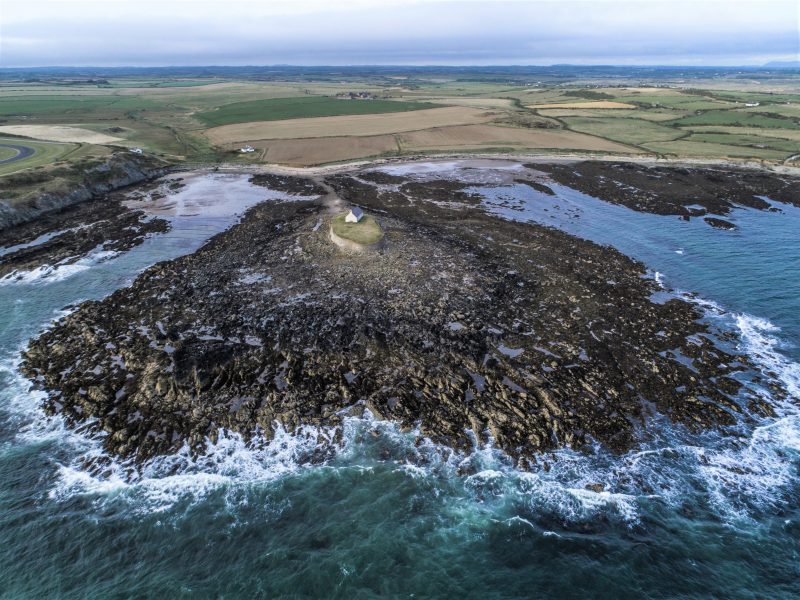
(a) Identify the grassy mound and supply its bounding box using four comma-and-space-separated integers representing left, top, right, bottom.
331, 213, 384, 246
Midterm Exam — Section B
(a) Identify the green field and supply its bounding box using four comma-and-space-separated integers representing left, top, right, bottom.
0, 146, 18, 161
562, 116, 684, 146
195, 96, 438, 127
0, 95, 160, 117
0, 138, 81, 176
683, 132, 800, 154
610, 93, 732, 111
0, 69, 798, 172
643, 138, 790, 160
669, 110, 800, 129
684, 125, 800, 142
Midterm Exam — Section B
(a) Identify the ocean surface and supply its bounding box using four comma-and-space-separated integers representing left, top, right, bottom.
0, 163, 798, 598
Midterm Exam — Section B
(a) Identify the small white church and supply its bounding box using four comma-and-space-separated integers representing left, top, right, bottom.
345, 207, 364, 223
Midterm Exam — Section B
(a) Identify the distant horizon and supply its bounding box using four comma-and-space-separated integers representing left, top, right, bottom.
1, 62, 798, 71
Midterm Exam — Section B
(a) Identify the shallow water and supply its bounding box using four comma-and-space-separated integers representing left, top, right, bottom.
477, 181, 800, 362
1, 164, 799, 598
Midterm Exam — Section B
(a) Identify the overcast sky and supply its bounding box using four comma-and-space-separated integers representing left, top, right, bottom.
0, 0, 797, 67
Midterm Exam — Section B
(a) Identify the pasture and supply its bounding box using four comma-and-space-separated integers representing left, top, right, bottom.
560, 117, 684, 145
669, 110, 800, 129
0, 138, 81, 176
0, 70, 798, 170
195, 96, 438, 127
0, 146, 19, 161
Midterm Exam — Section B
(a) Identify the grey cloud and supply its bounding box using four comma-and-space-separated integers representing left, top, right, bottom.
1, 0, 797, 66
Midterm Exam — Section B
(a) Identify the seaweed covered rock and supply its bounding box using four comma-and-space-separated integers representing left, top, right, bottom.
22, 172, 761, 464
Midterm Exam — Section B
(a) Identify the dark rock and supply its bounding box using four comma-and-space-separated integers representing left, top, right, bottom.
0, 152, 170, 231
0, 197, 169, 278
525, 161, 798, 216
704, 217, 737, 230
20, 170, 764, 464
249, 173, 327, 196
514, 179, 555, 195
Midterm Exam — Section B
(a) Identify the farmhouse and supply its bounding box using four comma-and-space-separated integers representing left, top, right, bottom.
240, 145, 255, 153
345, 207, 364, 223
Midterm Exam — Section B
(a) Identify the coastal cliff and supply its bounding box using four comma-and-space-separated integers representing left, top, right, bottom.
0, 152, 170, 231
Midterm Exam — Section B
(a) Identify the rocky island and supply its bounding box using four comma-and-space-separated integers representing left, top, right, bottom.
19, 159, 791, 467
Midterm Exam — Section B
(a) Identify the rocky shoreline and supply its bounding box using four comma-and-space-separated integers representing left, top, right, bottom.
526, 160, 798, 221
0, 152, 170, 232
19, 162, 780, 466
0, 196, 170, 279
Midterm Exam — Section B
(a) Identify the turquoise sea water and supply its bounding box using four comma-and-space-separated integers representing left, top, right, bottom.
0, 164, 798, 598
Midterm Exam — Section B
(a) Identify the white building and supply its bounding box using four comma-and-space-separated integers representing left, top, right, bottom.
345, 207, 364, 223
240, 145, 256, 153
130, 147, 143, 154
744, 102, 760, 107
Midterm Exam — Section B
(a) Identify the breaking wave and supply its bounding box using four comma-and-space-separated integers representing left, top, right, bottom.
0, 248, 120, 285
1, 282, 798, 530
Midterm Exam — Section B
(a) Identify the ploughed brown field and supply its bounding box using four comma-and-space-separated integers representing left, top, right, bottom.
245, 124, 638, 166
203, 106, 498, 144
397, 124, 639, 153
528, 101, 637, 109
253, 136, 399, 165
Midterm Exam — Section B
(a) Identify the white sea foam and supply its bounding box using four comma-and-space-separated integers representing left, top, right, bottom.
40, 422, 347, 514
0, 248, 119, 285
5, 323, 797, 526
734, 313, 799, 401
1, 227, 798, 528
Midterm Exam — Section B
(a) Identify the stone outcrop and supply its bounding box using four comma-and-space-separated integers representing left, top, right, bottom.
526, 161, 798, 217
0, 152, 170, 231
21, 169, 773, 467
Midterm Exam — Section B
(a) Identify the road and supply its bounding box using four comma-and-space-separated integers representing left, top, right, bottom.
0, 143, 35, 165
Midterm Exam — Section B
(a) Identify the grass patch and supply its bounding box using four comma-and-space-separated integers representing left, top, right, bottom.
195, 96, 438, 127
607, 91, 732, 111
561, 116, 683, 145
0, 95, 159, 117
682, 132, 800, 154
669, 110, 799, 129
710, 91, 800, 105
642, 139, 789, 160
739, 104, 800, 118
331, 213, 384, 246
0, 146, 18, 161
683, 126, 800, 142
0, 138, 79, 176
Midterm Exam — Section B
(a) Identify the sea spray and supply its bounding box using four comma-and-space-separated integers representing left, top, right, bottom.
0, 247, 120, 285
